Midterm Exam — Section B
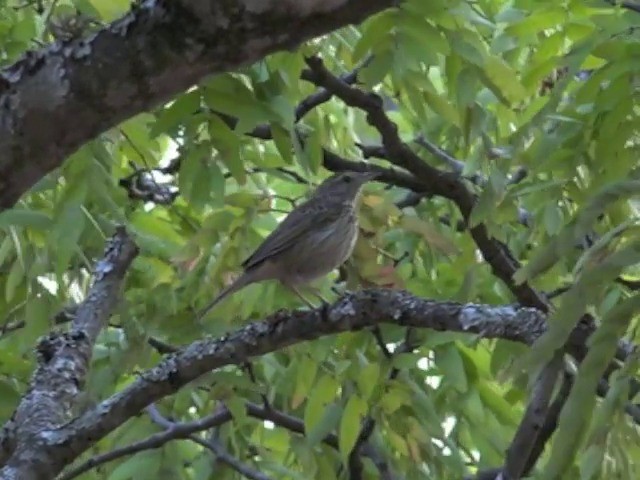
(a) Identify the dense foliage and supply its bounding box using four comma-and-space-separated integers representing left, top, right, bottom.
1, 0, 639, 479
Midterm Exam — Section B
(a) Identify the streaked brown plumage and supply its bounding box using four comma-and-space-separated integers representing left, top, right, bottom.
197, 171, 377, 319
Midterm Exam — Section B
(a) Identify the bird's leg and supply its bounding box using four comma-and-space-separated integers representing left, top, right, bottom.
288, 285, 317, 310
331, 284, 352, 298
306, 285, 329, 305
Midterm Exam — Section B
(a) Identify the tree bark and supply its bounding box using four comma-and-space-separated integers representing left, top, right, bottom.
0, 0, 395, 210
0, 227, 138, 480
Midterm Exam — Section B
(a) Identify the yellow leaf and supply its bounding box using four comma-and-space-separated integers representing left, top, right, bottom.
401, 215, 460, 256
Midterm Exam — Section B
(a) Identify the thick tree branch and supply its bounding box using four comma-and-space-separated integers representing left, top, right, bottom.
0, 227, 138, 478
62, 399, 387, 480
0, 290, 570, 480
0, 0, 397, 210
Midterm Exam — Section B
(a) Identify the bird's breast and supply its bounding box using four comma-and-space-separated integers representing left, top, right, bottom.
279, 210, 359, 284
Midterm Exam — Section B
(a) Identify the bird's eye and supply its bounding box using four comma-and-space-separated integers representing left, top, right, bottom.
342, 175, 353, 183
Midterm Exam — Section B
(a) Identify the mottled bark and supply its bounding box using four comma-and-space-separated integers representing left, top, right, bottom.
0, 228, 138, 480
0, 0, 395, 210
21, 291, 550, 480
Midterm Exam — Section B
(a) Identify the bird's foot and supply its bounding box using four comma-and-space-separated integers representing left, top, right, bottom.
331, 286, 353, 298
319, 299, 331, 321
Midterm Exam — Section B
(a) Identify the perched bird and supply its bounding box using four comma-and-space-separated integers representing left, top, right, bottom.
197, 170, 378, 319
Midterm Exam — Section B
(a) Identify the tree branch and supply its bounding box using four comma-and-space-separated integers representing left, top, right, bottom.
521, 371, 574, 474
7, 291, 549, 479
0, 227, 138, 477
62, 398, 388, 480
302, 54, 549, 311
347, 329, 413, 479
0, 0, 396, 210
146, 404, 271, 480
58, 405, 234, 480
189, 435, 271, 480
502, 355, 563, 479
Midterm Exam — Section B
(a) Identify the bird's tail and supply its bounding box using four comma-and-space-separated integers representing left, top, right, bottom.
196, 274, 253, 321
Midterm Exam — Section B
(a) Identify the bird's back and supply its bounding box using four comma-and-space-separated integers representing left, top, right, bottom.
241, 194, 354, 276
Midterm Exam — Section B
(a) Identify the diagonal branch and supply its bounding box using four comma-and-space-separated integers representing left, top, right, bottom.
58, 406, 233, 480
15, 292, 549, 479
189, 435, 271, 480
520, 371, 574, 474
502, 355, 563, 479
302, 54, 549, 311
61, 398, 389, 480
0, 227, 138, 476
0, 0, 397, 210
146, 405, 271, 480
347, 329, 414, 479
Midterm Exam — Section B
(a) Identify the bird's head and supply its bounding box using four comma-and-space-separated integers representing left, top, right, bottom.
313, 171, 379, 201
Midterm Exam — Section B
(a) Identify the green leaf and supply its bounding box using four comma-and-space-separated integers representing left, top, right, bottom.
22, 295, 52, 346
108, 451, 160, 480
202, 75, 271, 132
304, 374, 339, 442
436, 344, 468, 393
225, 396, 248, 424
505, 9, 566, 37
543, 203, 564, 236
0, 210, 53, 230
0, 379, 20, 417
469, 183, 499, 228
339, 394, 367, 460
306, 402, 342, 448
359, 49, 394, 87
480, 56, 528, 106
352, 10, 397, 61
292, 356, 318, 408
514, 180, 640, 284
52, 202, 86, 277
5, 259, 24, 303
271, 123, 294, 164
150, 90, 201, 137
543, 294, 640, 479
356, 362, 380, 401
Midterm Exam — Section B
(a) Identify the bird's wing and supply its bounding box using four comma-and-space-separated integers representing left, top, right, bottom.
241, 199, 343, 270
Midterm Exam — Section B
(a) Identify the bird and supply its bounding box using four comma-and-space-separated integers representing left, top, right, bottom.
196, 170, 378, 319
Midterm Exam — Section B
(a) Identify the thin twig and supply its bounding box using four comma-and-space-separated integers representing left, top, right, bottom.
146, 405, 271, 480
189, 435, 271, 480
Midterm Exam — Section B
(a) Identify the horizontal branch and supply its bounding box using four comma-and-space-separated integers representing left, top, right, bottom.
21, 290, 556, 478
61, 399, 370, 480
58, 406, 233, 480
